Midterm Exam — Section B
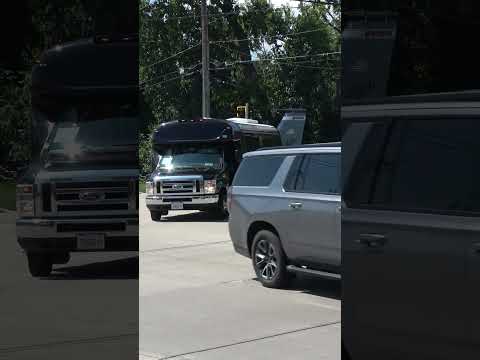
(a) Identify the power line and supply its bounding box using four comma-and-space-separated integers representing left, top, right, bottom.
141, 70, 199, 88
292, 0, 340, 5
274, 63, 339, 70
140, 6, 301, 21
142, 43, 201, 69
209, 28, 326, 44
211, 51, 340, 70
140, 63, 202, 85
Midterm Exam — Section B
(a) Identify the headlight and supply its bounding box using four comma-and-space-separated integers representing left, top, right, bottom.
146, 181, 154, 195
17, 184, 35, 217
204, 180, 217, 194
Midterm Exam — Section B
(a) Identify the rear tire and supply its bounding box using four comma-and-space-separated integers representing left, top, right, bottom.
150, 211, 162, 221
27, 253, 53, 277
251, 230, 289, 288
216, 191, 229, 219
51, 252, 70, 265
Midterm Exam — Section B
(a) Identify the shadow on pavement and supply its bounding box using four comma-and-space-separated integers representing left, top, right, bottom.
161, 211, 228, 223
46, 256, 139, 280
292, 275, 341, 300
253, 274, 341, 300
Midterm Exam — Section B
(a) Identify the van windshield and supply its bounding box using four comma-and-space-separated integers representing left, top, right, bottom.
157, 144, 223, 171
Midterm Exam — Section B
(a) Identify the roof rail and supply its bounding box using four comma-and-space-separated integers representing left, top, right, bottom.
257, 142, 341, 151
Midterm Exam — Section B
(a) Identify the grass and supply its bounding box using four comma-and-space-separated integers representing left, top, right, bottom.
139, 180, 146, 193
0, 182, 16, 211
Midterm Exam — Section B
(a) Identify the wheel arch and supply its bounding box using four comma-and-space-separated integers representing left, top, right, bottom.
247, 221, 281, 256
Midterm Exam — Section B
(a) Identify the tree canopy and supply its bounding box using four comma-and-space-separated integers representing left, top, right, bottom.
140, 0, 341, 143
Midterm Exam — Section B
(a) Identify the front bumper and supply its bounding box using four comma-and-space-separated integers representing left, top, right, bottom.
16, 217, 138, 252
145, 194, 219, 211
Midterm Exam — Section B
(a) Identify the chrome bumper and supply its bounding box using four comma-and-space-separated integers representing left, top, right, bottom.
16, 217, 138, 239
145, 194, 219, 206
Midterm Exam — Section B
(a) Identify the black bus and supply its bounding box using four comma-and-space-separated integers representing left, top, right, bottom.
145, 117, 281, 220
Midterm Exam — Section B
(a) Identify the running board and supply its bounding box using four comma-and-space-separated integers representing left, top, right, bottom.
287, 265, 341, 280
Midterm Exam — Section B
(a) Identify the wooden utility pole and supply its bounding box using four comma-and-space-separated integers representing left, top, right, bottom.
201, 0, 210, 118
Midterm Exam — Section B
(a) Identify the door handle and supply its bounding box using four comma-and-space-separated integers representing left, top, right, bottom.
357, 233, 387, 248
289, 202, 303, 209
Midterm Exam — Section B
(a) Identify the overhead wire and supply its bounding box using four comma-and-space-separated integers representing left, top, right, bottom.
141, 70, 200, 88
210, 51, 340, 70
140, 63, 202, 86
142, 43, 201, 69
209, 28, 326, 44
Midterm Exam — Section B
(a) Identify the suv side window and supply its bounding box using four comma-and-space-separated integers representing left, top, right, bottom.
371, 118, 480, 215
233, 155, 285, 187
284, 153, 340, 195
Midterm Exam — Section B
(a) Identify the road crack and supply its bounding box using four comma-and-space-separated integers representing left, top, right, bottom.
157, 321, 341, 359
140, 241, 231, 254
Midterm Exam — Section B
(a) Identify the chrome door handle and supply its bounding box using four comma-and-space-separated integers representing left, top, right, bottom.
356, 233, 387, 248
289, 202, 303, 209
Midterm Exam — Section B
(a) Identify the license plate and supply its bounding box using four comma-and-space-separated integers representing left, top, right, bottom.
171, 202, 184, 210
77, 233, 105, 250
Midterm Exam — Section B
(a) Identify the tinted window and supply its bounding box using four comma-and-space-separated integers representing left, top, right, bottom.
283, 156, 303, 191
284, 153, 340, 194
233, 155, 285, 187
260, 133, 281, 148
371, 119, 480, 214
242, 134, 261, 153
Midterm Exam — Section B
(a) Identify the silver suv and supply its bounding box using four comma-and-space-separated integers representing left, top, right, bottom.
228, 143, 341, 288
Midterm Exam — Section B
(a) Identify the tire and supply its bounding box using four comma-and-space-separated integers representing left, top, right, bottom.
27, 253, 53, 277
251, 230, 289, 288
216, 191, 229, 218
342, 342, 352, 360
150, 211, 162, 221
51, 252, 70, 265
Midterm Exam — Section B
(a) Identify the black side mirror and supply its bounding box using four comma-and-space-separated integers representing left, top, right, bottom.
234, 149, 241, 162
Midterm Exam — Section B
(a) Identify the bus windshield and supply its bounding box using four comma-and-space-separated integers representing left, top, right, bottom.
157, 144, 223, 171
42, 102, 138, 166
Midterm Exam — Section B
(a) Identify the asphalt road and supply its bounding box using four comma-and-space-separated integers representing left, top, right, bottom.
0, 209, 138, 360
139, 194, 341, 360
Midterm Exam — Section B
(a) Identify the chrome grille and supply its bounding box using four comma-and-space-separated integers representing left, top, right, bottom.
159, 180, 198, 195
52, 181, 134, 214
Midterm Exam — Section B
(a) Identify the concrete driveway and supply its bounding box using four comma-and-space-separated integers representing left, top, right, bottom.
139, 194, 341, 360
0, 209, 138, 360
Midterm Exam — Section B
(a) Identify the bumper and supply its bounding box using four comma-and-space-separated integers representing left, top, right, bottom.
145, 194, 219, 211
16, 217, 138, 252
232, 242, 250, 258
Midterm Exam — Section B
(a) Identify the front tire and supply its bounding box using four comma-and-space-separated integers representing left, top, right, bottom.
27, 253, 53, 277
251, 230, 289, 288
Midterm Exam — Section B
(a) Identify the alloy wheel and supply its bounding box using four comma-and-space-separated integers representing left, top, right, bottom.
254, 239, 278, 280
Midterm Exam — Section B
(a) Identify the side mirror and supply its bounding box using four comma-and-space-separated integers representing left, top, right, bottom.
150, 153, 158, 171
234, 149, 241, 162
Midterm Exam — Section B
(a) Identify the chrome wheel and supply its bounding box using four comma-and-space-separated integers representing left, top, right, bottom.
255, 239, 278, 280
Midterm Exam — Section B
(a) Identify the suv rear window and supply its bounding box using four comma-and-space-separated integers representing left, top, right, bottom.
233, 155, 285, 187
347, 118, 480, 215
284, 153, 341, 195
371, 119, 480, 214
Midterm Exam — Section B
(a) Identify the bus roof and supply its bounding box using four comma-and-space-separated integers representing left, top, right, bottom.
31, 37, 138, 103
153, 118, 279, 145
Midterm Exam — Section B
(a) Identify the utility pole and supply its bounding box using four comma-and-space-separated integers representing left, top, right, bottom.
201, 0, 210, 118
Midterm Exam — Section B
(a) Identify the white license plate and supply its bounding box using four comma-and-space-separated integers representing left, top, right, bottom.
77, 233, 105, 250
171, 202, 184, 210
